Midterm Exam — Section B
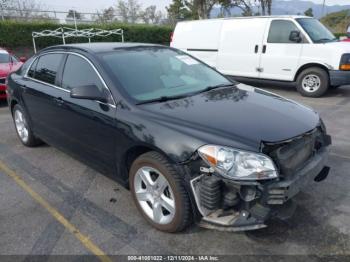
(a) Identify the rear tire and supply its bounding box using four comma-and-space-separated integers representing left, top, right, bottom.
296, 67, 329, 97
129, 151, 192, 232
12, 104, 42, 147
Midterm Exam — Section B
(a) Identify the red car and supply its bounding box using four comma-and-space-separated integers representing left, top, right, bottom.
342, 38, 350, 42
0, 48, 25, 100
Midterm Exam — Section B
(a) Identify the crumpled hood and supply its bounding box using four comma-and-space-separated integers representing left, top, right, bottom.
140, 85, 320, 146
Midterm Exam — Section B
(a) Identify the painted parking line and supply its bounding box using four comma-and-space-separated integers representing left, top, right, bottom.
0, 160, 112, 262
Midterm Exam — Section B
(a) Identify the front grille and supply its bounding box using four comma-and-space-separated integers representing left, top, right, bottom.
264, 128, 326, 177
0, 78, 5, 85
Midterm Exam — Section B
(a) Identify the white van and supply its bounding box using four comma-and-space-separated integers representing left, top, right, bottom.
171, 16, 350, 97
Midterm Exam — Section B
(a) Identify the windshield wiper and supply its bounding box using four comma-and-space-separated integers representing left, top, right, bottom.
136, 83, 234, 105
136, 94, 189, 105
315, 38, 337, 43
196, 83, 235, 94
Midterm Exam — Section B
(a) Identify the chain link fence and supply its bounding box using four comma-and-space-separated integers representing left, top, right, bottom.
0, 8, 166, 25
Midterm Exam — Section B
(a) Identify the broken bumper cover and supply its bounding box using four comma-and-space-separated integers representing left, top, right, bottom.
265, 148, 329, 205
191, 148, 330, 231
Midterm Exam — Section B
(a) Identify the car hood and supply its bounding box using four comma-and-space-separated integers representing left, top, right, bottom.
324, 41, 350, 52
140, 84, 320, 147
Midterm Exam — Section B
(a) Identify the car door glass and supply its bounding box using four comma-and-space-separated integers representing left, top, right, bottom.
62, 54, 113, 104
0, 53, 10, 63
11, 55, 19, 63
268, 20, 302, 44
33, 54, 63, 85
27, 58, 38, 78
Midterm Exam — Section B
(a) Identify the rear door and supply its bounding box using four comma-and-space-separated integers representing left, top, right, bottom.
259, 19, 305, 81
22, 53, 66, 141
216, 18, 269, 78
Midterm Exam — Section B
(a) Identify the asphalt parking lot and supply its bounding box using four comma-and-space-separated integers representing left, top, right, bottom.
0, 85, 350, 259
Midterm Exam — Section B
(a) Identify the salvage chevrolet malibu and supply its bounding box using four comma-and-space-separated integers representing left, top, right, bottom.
7, 43, 331, 232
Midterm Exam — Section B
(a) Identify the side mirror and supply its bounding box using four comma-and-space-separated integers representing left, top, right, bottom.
19, 56, 27, 63
289, 30, 302, 43
70, 85, 108, 103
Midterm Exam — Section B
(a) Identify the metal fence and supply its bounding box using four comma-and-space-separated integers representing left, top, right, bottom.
0, 8, 163, 25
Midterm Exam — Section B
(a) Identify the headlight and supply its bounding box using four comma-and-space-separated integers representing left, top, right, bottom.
198, 145, 278, 180
340, 54, 350, 71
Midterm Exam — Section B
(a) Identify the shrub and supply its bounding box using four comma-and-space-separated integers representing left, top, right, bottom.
0, 21, 173, 51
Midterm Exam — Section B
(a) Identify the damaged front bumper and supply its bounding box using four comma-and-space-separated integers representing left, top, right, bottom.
190, 148, 330, 232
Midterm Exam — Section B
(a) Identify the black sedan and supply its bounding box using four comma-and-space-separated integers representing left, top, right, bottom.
7, 43, 331, 232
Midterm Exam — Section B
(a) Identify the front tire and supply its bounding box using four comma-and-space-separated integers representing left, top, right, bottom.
296, 67, 329, 97
129, 151, 192, 232
12, 104, 42, 147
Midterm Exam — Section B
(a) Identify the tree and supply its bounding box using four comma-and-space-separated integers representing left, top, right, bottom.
1, 0, 44, 20
140, 5, 162, 24
304, 7, 313, 17
166, 0, 196, 24
66, 9, 84, 20
95, 7, 116, 23
116, 0, 141, 23
257, 0, 272, 16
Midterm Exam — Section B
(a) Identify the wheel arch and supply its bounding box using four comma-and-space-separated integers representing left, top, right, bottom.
10, 99, 18, 115
294, 63, 330, 82
119, 144, 179, 188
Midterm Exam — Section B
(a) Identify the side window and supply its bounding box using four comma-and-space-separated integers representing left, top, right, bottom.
34, 54, 63, 85
27, 58, 38, 78
268, 20, 301, 43
11, 55, 19, 63
62, 55, 113, 104
62, 55, 104, 91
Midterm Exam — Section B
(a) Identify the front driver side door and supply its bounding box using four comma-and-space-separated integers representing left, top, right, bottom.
51, 53, 118, 173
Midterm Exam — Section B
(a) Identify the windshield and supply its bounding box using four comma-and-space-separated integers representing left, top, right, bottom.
100, 47, 231, 103
0, 53, 10, 63
296, 18, 337, 43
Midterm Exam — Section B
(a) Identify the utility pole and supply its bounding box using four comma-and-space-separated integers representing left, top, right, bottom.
322, 0, 326, 18
0, 1, 5, 21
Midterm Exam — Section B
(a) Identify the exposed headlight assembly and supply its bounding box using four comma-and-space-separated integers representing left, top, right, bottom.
198, 145, 278, 180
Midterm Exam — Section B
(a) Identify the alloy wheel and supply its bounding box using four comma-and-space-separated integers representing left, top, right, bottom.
14, 109, 29, 143
134, 166, 176, 224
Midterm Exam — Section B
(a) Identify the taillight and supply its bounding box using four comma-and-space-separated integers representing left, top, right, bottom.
170, 32, 174, 43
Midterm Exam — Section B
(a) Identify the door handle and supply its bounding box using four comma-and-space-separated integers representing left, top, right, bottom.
54, 97, 64, 106
262, 45, 267, 54
254, 45, 259, 53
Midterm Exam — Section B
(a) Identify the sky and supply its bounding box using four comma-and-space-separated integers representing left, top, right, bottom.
38, 0, 350, 13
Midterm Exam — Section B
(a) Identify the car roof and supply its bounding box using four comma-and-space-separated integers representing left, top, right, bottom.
177, 15, 310, 23
41, 42, 164, 54
0, 48, 9, 54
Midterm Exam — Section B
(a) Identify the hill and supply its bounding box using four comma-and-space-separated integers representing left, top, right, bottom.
321, 9, 350, 34
211, 0, 350, 19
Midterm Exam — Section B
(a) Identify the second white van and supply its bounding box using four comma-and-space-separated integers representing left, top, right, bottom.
171, 16, 350, 97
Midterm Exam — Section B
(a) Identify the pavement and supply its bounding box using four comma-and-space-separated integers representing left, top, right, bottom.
0, 85, 350, 259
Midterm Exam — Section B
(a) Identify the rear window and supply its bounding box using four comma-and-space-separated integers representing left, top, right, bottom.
0, 53, 10, 63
